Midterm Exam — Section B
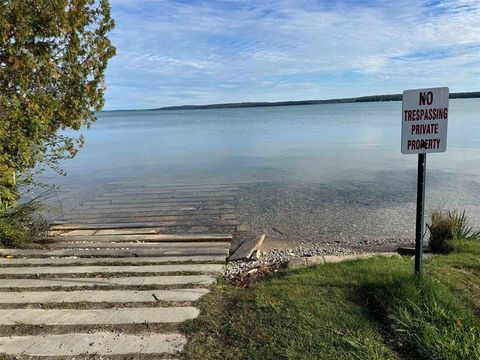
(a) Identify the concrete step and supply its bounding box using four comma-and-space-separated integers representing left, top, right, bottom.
0, 263, 223, 276
0, 247, 229, 258
0, 275, 215, 288
0, 331, 185, 356
0, 307, 199, 325
0, 255, 226, 266
0, 289, 209, 304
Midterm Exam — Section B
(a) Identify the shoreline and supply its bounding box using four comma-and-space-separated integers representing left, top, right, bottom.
102, 91, 480, 112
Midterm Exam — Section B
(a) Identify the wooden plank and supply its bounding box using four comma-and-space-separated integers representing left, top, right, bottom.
49, 241, 231, 249
104, 182, 243, 189
59, 228, 159, 236
63, 208, 235, 218
103, 187, 239, 193
94, 228, 160, 235
50, 222, 235, 230
58, 230, 97, 236
50, 221, 239, 230
59, 218, 237, 227
59, 213, 237, 223
98, 191, 236, 198
81, 196, 235, 206
229, 234, 266, 261
93, 196, 234, 203
76, 199, 234, 206
72, 203, 234, 211
53, 233, 233, 242
102, 185, 239, 191
74, 201, 234, 211
0, 247, 229, 258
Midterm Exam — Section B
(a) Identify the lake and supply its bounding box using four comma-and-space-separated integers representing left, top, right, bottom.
42, 99, 480, 248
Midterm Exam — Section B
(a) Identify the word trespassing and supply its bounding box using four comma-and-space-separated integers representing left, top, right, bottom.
403, 108, 448, 121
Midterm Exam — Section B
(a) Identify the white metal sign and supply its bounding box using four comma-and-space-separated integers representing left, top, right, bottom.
401, 87, 449, 154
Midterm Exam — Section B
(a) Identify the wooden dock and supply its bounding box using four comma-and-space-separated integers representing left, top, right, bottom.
52, 182, 240, 233
0, 183, 241, 358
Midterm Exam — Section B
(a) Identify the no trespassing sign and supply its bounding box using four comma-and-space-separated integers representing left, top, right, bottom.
401, 87, 449, 154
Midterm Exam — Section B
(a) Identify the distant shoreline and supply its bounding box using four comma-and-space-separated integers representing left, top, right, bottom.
107, 92, 480, 112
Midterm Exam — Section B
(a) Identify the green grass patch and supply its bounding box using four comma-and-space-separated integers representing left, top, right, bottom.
182, 242, 480, 360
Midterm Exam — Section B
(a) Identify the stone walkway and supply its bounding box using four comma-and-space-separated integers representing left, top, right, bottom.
0, 228, 232, 358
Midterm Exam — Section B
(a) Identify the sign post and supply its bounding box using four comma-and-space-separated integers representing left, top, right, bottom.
401, 87, 449, 275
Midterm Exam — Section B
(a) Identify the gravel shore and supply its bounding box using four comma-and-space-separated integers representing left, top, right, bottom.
223, 240, 399, 281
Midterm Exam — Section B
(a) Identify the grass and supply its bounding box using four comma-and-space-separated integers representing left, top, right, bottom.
427, 209, 480, 253
181, 241, 480, 360
0, 202, 48, 247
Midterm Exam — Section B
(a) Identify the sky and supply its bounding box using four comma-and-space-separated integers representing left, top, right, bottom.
104, 0, 480, 110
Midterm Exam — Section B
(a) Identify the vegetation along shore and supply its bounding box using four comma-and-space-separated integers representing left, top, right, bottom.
155, 91, 480, 111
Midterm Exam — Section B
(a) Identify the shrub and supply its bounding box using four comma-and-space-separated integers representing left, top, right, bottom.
0, 202, 48, 247
427, 209, 480, 253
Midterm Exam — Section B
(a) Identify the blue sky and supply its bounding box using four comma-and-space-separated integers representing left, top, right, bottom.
104, 0, 480, 110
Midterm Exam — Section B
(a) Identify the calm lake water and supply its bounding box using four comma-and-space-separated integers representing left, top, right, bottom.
54, 99, 479, 185
43, 99, 479, 246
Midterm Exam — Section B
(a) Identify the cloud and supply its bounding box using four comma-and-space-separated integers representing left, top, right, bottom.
104, 0, 480, 109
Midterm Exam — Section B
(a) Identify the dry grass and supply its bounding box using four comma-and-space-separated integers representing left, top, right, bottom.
0, 202, 49, 247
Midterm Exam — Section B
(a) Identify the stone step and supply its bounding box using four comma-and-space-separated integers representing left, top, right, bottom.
0, 255, 226, 266
0, 247, 229, 258
54, 233, 233, 242
0, 264, 223, 276
0, 332, 185, 357
0, 307, 199, 326
49, 241, 231, 249
0, 275, 215, 289
0, 289, 209, 304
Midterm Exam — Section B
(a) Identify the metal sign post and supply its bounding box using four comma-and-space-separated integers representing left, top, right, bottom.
401, 87, 449, 275
415, 153, 426, 274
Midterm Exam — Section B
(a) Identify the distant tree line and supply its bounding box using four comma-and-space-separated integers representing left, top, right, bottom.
157, 91, 480, 111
